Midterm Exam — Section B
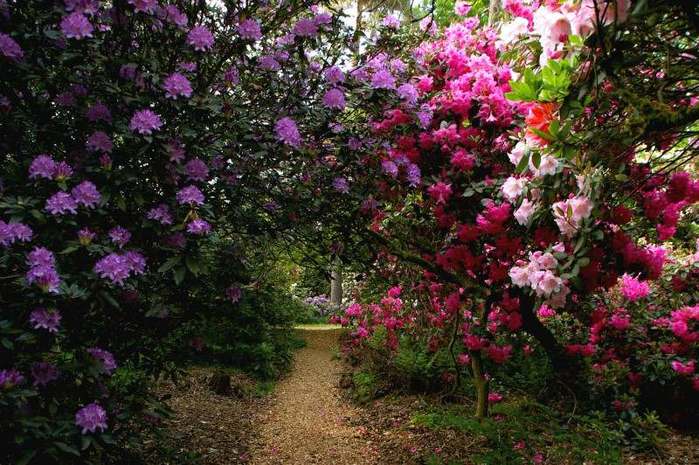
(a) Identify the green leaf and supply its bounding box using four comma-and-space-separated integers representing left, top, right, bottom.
173, 266, 185, 285
100, 291, 121, 310
59, 246, 79, 255
53, 442, 80, 457
515, 152, 530, 174
185, 256, 200, 276
157, 256, 181, 273
16, 450, 37, 465
531, 151, 542, 169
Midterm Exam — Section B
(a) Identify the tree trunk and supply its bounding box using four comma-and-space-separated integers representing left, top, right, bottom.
488, 0, 499, 26
471, 351, 489, 419
330, 259, 343, 308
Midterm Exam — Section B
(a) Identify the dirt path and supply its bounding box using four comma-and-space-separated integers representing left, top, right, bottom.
250, 328, 378, 465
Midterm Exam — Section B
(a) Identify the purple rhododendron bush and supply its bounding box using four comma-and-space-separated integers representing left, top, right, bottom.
0, 0, 698, 463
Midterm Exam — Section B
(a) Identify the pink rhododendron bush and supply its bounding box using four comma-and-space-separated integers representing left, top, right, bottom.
0, 0, 366, 462
330, 0, 699, 424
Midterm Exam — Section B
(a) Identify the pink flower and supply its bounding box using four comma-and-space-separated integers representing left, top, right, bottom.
427, 182, 452, 205
537, 304, 556, 319
488, 392, 503, 403
620, 274, 650, 302
454, 1, 471, 16
671, 360, 695, 376
609, 311, 631, 331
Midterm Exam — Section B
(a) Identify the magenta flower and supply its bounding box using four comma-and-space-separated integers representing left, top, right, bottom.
185, 158, 209, 181
71, 181, 101, 208
427, 182, 453, 205
176, 185, 205, 206
322, 88, 346, 110
620, 274, 650, 302
187, 25, 214, 51
129, 109, 163, 135
31, 362, 59, 387
162, 72, 193, 99
87, 347, 117, 374
45, 191, 78, 215
29, 154, 56, 180
147, 204, 173, 225
0, 220, 33, 247
75, 403, 108, 434
237, 19, 262, 41
293, 18, 318, 37
60, 12, 94, 39
127, 0, 157, 14
274, 117, 302, 148
0, 33, 23, 61
108, 226, 131, 247
86, 131, 113, 153
186, 218, 211, 235
29, 308, 61, 333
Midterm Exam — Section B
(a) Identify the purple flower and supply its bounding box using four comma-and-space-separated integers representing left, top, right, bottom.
0, 369, 24, 389
397, 83, 418, 105
165, 140, 186, 163
237, 19, 262, 41
53, 161, 73, 180
313, 12, 332, 26
60, 12, 94, 39
332, 177, 350, 193
29, 154, 57, 179
178, 61, 196, 72
124, 251, 146, 275
226, 286, 242, 303
381, 160, 399, 177
224, 66, 239, 85
71, 181, 101, 208
293, 18, 318, 37
323, 88, 346, 110
78, 227, 96, 245
370, 69, 396, 89
119, 64, 137, 80
65, 0, 100, 15
129, 109, 163, 135
55, 91, 76, 106
86, 101, 111, 122
162, 72, 193, 99
28, 247, 56, 268
258, 55, 280, 71
86, 131, 113, 153
26, 265, 61, 293
46, 191, 78, 215
164, 4, 188, 27
406, 163, 421, 186
108, 226, 131, 247
87, 347, 117, 374
147, 204, 173, 225
31, 362, 59, 387
164, 232, 186, 248
75, 403, 108, 434
185, 158, 209, 181
323, 66, 345, 85
187, 25, 214, 51
382, 14, 401, 29
186, 218, 211, 235
29, 308, 61, 333
0, 33, 23, 61
417, 104, 433, 128
0, 220, 33, 246
127, 0, 157, 14
275, 117, 302, 148
94, 252, 144, 285
176, 185, 205, 206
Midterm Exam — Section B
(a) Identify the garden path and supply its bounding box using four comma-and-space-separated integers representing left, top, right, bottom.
250, 327, 378, 465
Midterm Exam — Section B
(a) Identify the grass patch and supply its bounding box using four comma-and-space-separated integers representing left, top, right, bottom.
412, 397, 625, 465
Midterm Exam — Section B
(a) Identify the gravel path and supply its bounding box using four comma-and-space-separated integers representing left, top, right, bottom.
250, 328, 378, 465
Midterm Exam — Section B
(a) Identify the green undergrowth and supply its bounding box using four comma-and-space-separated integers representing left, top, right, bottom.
411, 398, 633, 465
